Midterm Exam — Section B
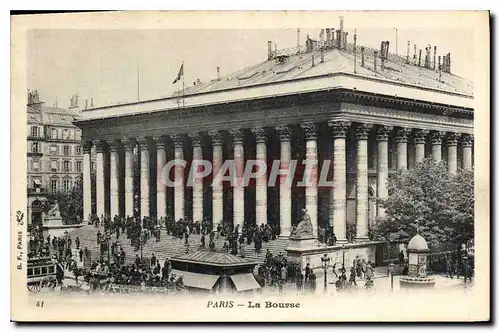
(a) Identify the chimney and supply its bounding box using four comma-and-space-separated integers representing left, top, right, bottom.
425, 46, 430, 68
320, 45, 324, 62
447, 53, 451, 73
406, 41, 410, 64
312, 54, 315, 67
326, 29, 331, 48
75, 94, 79, 107
344, 32, 348, 50
267, 41, 273, 60
418, 49, 422, 66
91, 97, 94, 107
336, 30, 341, 49
374, 51, 378, 71
438, 55, 441, 70
331, 28, 335, 48
433, 46, 437, 70
340, 16, 344, 33
85, 99, 88, 109
413, 44, 417, 65
361, 47, 365, 67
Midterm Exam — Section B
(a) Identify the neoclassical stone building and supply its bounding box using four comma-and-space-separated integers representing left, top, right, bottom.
75, 30, 474, 243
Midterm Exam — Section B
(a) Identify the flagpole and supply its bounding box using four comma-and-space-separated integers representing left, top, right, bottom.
137, 59, 140, 101
182, 61, 185, 108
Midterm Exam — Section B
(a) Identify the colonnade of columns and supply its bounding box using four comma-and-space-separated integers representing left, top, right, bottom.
82, 123, 473, 242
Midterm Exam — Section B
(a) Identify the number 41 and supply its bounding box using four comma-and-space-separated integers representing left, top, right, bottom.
36, 300, 44, 308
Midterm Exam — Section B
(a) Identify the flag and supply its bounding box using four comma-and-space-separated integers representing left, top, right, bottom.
172, 63, 184, 84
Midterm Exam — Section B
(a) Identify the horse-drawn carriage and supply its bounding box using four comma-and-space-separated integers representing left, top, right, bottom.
27, 256, 62, 293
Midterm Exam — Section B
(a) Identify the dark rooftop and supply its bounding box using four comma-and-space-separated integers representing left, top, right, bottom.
171, 250, 256, 267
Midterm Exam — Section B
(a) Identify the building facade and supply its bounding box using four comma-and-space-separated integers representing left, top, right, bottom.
75, 29, 474, 242
27, 91, 96, 224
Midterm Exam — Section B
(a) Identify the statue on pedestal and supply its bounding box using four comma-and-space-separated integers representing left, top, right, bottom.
47, 200, 61, 218
290, 209, 314, 238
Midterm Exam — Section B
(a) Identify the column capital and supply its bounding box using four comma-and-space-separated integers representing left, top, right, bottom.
251, 126, 267, 143
188, 132, 203, 147
375, 125, 393, 141
430, 131, 445, 145
82, 140, 93, 154
171, 134, 184, 149
93, 140, 107, 153
355, 123, 373, 140
152, 135, 166, 149
275, 125, 291, 141
229, 129, 244, 145
446, 132, 461, 146
461, 134, 474, 148
108, 139, 122, 152
137, 136, 152, 149
300, 122, 317, 140
395, 127, 412, 143
328, 120, 351, 138
122, 137, 137, 151
208, 130, 223, 146
413, 129, 429, 144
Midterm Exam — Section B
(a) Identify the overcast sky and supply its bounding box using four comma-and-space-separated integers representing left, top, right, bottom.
28, 24, 473, 109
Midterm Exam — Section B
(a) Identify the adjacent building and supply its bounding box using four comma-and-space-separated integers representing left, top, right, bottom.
27, 90, 96, 225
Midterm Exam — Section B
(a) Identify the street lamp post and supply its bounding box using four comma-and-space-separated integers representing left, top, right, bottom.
321, 253, 331, 293
342, 245, 346, 272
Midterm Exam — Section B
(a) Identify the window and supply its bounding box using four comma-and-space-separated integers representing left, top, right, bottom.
30, 126, 38, 137
51, 128, 57, 139
32, 142, 39, 153
50, 145, 58, 155
76, 161, 82, 173
75, 178, 82, 189
57, 129, 62, 139
63, 129, 69, 140
51, 179, 58, 193
75, 130, 81, 140
75, 145, 81, 155
91, 162, 96, 172
63, 161, 70, 172
63, 179, 71, 191
32, 160, 40, 172
51, 160, 58, 172
63, 145, 70, 156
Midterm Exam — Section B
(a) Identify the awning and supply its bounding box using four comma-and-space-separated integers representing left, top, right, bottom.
169, 269, 219, 290
230, 273, 261, 292
33, 179, 41, 185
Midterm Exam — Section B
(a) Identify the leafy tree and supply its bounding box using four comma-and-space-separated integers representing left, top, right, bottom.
44, 177, 83, 225
372, 158, 474, 248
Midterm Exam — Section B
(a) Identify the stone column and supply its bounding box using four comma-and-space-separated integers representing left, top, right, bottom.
376, 125, 392, 218
109, 140, 121, 218
251, 127, 268, 226
355, 123, 372, 241
94, 140, 106, 218
171, 134, 185, 221
431, 131, 444, 162
154, 136, 167, 219
230, 129, 244, 233
189, 132, 204, 222
123, 138, 135, 218
328, 120, 351, 243
461, 134, 473, 170
396, 127, 411, 170
413, 129, 428, 164
446, 132, 460, 174
208, 130, 223, 229
138, 137, 150, 219
82, 141, 92, 221
300, 122, 318, 237
275, 125, 292, 237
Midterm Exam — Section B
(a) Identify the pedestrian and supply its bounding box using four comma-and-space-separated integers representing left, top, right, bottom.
399, 250, 405, 265
75, 236, 80, 250
79, 248, 83, 262
296, 272, 304, 292
332, 263, 338, 279
305, 263, 311, 281
349, 266, 357, 286
446, 257, 453, 278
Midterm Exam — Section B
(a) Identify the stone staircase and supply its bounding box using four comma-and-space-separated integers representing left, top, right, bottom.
67, 225, 289, 266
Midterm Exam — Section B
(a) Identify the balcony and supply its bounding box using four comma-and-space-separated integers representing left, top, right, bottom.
27, 187, 48, 195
